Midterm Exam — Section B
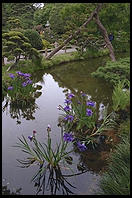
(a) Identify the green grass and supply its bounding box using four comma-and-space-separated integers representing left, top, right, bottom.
97, 119, 130, 195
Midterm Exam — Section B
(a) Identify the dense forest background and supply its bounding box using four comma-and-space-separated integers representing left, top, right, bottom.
2, 3, 130, 51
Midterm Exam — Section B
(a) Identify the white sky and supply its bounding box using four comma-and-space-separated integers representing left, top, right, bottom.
33, 3, 44, 8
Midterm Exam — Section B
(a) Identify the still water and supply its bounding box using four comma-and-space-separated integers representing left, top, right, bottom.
2, 54, 127, 195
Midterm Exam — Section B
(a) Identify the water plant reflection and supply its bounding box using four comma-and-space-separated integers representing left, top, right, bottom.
33, 164, 76, 195
2, 74, 42, 123
2, 98, 39, 124
14, 126, 79, 194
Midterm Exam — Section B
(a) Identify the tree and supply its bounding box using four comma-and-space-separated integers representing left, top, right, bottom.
2, 3, 36, 30
46, 3, 116, 61
49, 4, 65, 35
24, 29, 43, 50
2, 31, 40, 70
33, 4, 54, 27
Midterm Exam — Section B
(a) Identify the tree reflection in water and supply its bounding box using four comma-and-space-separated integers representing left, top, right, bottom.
2, 89, 42, 124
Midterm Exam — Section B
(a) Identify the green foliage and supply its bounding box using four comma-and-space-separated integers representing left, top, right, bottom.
6, 71, 35, 101
112, 80, 130, 112
2, 3, 36, 30
24, 29, 43, 50
98, 134, 130, 195
58, 93, 117, 149
14, 128, 73, 182
33, 4, 54, 27
118, 119, 130, 138
2, 30, 40, 64
100, 3, 130, 33
42, 39, 51, 49
112, 30, 130, 52
82, 48, 109, 59
91, 57, 130, 85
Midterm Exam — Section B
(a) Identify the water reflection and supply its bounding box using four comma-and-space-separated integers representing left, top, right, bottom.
2, 179, 22, 195
3, 99, 39, 124
48, 60, 113, 110
34, 165, 77, 195
2, 85, 42, 124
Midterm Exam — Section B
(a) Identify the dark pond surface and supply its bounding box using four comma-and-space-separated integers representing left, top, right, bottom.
2, 53, 129, 195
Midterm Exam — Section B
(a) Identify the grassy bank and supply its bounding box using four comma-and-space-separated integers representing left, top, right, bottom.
2, 49, 109, 83
97, 119, 130, 195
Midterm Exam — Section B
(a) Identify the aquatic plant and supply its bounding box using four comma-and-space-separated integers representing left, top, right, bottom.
58, 92, 117, 149
6, 71, 36, 101
14, 125, 76, 194
6, 71, 40, 102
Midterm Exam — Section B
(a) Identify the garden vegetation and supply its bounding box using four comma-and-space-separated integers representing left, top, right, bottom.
2, 2, 130, 195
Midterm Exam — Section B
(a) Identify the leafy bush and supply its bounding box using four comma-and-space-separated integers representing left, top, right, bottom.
112, 80, 130, 112
42, 39, 51, 49
91, 57, 130, 85
24, 29, 43, 50
82, 48, 109, 59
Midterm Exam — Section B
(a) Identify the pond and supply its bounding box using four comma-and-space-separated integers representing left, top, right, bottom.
2, 53, 128, 195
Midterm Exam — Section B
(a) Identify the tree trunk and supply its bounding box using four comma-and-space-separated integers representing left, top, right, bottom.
46, 3, 116, 62
45, 48, 48, 57
93, 11, 116, 61
46, 4, 103, 60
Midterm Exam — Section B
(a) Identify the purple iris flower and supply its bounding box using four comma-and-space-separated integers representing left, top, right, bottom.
9, 73, 15, 79
22, 82, 27, 87
26, 79, 32, 84
23, 73, 31, 78
47, 124, 51, 132
68, 93, 75, 99
8, 86, 13, 90
63, 133, 74, 142
77, 141, 87, 151
16, 71, 24, 76
86, 108, 93, 116
81, 93, 87, 97
64, 115, 74, 122
28, 135, 33, 141
64, 99, 72, 105
64, 106, 71, 112
86, 101, 95, 107
78, 101, 81, 104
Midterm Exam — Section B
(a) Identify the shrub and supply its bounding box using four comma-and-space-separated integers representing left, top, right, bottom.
42, 39, 51, 49
24, 29, 43, 50
91, 57, 130, 85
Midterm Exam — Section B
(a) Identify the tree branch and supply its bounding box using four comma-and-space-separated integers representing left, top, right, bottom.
46, 3, 103, 60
